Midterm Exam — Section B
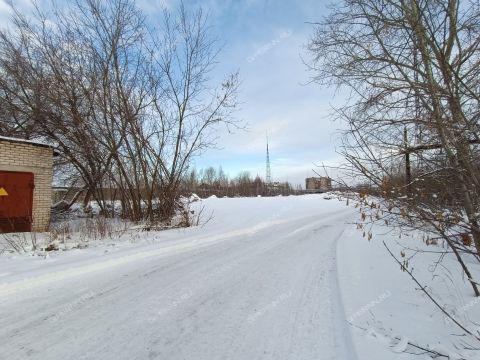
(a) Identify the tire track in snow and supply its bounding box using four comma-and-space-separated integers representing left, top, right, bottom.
0, 199, 359, 360
331, 227, 360, 360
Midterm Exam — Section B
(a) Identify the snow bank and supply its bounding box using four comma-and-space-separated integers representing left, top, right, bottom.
338, 218, 480, 359
0, 135, 53, 148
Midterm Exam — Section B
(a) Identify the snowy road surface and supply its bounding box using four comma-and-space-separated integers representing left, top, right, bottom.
0, 196, 358, 360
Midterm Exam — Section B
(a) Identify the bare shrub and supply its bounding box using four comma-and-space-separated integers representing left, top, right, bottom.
79, 217, 114, 242
308, 0, 480, 350
0, 232, 36, 254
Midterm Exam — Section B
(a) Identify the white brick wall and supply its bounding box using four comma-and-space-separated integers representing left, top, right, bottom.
0, 140, 53, 232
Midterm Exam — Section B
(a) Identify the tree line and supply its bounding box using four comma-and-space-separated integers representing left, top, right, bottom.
181, 167, 296, 197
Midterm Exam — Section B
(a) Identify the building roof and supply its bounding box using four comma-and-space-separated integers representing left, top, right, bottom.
306, 176, 331, 180
0, 135, 54, 149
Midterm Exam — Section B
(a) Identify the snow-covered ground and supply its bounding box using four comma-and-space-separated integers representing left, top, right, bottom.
0, 195, 479, 359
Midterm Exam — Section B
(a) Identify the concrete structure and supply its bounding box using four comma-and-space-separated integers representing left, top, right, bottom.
0, 136, 54, 232
305, 177, 332, 192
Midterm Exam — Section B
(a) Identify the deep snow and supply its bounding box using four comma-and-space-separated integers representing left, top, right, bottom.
0, 195, 479, 359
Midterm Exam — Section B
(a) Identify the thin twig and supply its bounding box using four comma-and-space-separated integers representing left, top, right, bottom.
383, 241, 480, 342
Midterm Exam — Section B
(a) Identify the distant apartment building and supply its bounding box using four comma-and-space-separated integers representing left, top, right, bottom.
305, 177, 332, 192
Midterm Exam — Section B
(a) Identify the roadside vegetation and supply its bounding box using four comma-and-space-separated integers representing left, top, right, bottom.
308, 0, 480, 349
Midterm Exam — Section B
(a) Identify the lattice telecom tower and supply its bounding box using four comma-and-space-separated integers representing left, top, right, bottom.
266, 132, 272, 184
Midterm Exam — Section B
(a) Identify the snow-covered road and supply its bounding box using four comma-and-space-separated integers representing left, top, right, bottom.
0, 195, 358, 360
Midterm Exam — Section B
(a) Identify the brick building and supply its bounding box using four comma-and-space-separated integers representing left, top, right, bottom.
0, 136, 54, 232
305, 177, 332, 192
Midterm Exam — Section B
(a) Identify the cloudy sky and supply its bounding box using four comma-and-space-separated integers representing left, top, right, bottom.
182, 0, 346, 186
0, 0, 346, 187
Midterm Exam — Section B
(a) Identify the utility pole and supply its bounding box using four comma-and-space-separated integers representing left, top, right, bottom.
404, 127, 412, 196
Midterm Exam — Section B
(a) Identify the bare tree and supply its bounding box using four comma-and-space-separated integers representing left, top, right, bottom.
148, 4, 240, 220
308, 0, 480, 345
0, 0, 239, 224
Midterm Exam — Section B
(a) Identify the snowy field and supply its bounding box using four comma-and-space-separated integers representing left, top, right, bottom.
0, 195, 479, 359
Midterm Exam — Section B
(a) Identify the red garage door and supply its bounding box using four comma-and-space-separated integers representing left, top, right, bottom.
0, 171, 34, 233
